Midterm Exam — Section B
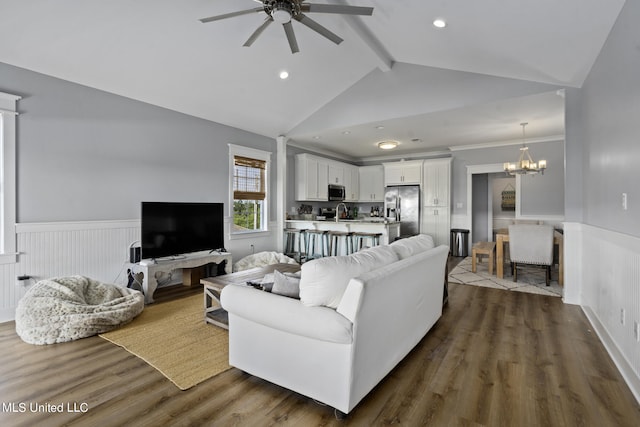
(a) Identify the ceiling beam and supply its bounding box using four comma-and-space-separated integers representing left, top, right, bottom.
336, 0, 394, 72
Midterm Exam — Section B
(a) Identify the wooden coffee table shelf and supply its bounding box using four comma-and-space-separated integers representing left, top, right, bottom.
201, 263, 301, 329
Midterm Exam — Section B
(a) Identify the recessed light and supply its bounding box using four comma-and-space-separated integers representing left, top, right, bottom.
433, 18, 447, 28
279, 70, 289, 79
378, 140, 399, 150
342, 131, 351, 135
312, 135, 321, 140
375, 125, 385, 130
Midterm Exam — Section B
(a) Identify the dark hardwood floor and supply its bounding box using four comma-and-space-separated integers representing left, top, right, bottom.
1, 275, 639, 426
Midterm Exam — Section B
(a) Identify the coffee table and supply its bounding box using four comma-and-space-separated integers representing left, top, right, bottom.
201, 263, 301, 329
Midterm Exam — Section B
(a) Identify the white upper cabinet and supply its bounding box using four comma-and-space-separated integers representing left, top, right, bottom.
295, 154, 329, 201
328, 163, 345, 185
383, 160, 423, 185
423, 158, 451, 207
359, 165, 384, 202
344, 165, 360, 202
295, 154, 360, 201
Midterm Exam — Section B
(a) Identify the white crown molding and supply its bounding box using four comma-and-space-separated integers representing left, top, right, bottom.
286, 140, 358, 163
449, 135, 565, 152
0, 92, 21, 102
359, 150, 452, 163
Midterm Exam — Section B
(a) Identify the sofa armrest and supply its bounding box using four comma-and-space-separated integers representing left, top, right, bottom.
221, 285, 353, 344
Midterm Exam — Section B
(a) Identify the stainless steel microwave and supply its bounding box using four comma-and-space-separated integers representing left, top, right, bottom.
328, 184, 346, 201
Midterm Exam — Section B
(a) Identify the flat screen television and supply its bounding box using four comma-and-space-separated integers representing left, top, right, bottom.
141, 202, 224, 260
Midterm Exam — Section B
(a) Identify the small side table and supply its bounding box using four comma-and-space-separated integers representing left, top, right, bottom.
201, 263, 301, 329
203, 281, 228, 329
472, 241, 496, 275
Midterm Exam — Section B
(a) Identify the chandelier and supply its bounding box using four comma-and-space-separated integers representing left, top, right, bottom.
503, 122, 547, 175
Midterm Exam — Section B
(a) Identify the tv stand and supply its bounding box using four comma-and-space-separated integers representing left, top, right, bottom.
128, 252, 232, 303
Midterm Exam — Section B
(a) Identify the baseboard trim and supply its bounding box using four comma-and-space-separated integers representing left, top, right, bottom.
582, 305, 640, 405
0, 308, 15, 324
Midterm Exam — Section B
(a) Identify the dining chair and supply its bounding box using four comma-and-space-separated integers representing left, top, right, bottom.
508, 224, 554, 285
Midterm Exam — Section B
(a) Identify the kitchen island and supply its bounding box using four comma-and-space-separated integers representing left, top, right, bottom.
285, 218, 401, 249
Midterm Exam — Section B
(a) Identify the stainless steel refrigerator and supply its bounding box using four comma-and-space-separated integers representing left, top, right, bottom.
384, 185, 421, 238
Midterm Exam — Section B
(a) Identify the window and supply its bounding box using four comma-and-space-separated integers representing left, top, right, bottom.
229, 144, 271, 236
0, 92, 20, 264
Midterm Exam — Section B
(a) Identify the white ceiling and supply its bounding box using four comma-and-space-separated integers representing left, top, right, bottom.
0, 0, 626, 160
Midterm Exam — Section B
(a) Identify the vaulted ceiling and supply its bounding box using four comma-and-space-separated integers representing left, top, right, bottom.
0, 0, 626, 159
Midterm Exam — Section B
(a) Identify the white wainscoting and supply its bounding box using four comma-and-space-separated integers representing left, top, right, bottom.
0, 220, 140, 323
564, 222, 640, 403
0, 218, 279, 323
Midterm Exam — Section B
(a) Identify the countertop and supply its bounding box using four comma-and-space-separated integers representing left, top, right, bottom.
286, 218, 397, 225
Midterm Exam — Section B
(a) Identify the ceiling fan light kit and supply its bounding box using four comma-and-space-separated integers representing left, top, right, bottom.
199, 0, 374, 54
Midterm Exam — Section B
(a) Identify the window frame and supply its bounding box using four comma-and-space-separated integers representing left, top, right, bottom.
228, 144, 272, 240
0, 92, 20, 265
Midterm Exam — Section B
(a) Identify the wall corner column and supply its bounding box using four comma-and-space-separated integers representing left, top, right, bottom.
276, 136, 288, 253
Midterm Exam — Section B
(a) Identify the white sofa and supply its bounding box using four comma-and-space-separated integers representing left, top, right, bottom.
220, 234, 449, 415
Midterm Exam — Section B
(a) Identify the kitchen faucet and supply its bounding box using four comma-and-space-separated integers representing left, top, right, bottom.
335, 203, 347, 222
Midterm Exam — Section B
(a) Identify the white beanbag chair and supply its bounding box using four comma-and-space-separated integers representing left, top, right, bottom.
15, 275, 144, 345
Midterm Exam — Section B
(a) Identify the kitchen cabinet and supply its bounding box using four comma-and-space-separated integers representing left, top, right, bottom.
423, 159, 451, 207
328, 163, 345, 185
359, 165, 384, 202
295, 154, 329, 201
344, 165, 360, 202
383, 160, 423, 185
421, 158, 451, 247
422, 206, 450, 247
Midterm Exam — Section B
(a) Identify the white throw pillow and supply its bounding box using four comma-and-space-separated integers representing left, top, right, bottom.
389, 234, 435, 259
299, 245, 399, 308
271, 270, 301, 299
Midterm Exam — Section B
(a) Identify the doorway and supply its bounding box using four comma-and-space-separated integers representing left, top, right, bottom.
467, 164, 518, 248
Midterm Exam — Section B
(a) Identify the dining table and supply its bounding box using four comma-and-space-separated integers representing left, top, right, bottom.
495, 228, 564, 286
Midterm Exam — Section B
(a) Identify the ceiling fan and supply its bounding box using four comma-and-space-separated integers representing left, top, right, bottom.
199, 0, 374, 53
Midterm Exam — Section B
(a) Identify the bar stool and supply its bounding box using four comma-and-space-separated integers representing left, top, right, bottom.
305, 230, 329, 260
284, 228, 307, 263
328, 231, 354, 256
352, 232, 382, 251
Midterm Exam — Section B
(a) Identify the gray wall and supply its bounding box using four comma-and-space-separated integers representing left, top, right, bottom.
567, 0, 640, 237
472, 174, 488, 242
0, 62, 276, 223
452, 140, 565, 217
491, 175, 516, 219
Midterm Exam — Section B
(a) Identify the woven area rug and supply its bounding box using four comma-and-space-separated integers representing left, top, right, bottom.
99, 293, 230, 390
449, 257, 563, 297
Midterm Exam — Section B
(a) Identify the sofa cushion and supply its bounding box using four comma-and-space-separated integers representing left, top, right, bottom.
389, 234, 435, 259
299, 245, 399, 308
272, 270, 301, 299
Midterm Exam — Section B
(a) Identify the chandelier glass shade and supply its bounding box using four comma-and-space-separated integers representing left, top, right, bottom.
503, 123, 547, 175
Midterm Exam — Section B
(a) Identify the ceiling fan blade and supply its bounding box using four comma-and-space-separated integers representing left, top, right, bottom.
199, 7, 263, 23
283, 21, 299, 54
294, 14, 343, 45
244, 17, 273, 47
301, 4, 374, 16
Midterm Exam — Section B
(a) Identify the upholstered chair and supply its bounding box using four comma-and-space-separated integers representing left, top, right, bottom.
508, 224, 554, 285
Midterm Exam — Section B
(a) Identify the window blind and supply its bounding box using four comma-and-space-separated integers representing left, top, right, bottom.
233, 156, 266, 200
